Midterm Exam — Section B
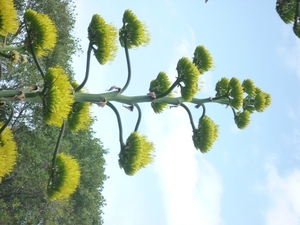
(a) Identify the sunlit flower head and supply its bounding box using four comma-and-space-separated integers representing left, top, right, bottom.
88, 14, 118, 65
177, 57, 200, 101
119, 132, 155, 176
193, 45, 213, 74
47, 153, 80, 200
235, 110, 251, 129
0, 124, 17, 182
43, 67, 74, 126
119, 9, 150, 48
0, 0, 18, 36
149, 72, 172, 113
67, 82, 92, 131
24, 9, 57, 57
215, 77, 229, 97
192, 115, 218, 153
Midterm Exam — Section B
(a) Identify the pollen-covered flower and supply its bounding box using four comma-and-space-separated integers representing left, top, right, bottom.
47, 153, 80, 200
0, 0, 18, 36
234, 110, 251, 129
8, 50, 19, 64
192, 115, 218, 153
67, 82, 92, 131
215, 77, 229, 97
254, 91, 271, 112
177, 57, 200, 101
193, 45, 213, 74
149, 72, 172, 113
43, 67, 74, 127
88, 14, 118, 65
229, 77, 244, 109
119, 132, 155, 176
24, 9, 57, 57
119, 9, 150, 48
242, 79, 256, 96
0, 124, 17, 182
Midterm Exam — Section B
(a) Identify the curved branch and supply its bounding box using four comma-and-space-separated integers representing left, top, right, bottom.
106, 101, 125, 149
120, 38, 132, 94
134, 103, 142, 132
48, 120, 67, 187
155, 79, 181, 99
180, 103, 196, 131
75, 42, 93, 92
25, 23, 45, 79
0, 102, 14, 134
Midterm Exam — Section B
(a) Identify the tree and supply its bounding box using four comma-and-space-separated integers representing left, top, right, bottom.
276, 0, 300, 38
0, 0, 271, 209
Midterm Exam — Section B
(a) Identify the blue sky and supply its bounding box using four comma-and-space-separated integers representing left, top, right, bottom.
72, 1, 300, 225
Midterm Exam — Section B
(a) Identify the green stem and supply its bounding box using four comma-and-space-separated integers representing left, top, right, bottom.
106, 102, 125, 149
25, 23, 45, 78
120, 38, 131, 94
155, 79, 181, 99
180, 103, 196, 131
0, 45, 24, 52
0, 102, 14, 134
294, 0, 300, 29
48, 120, 67, 187
134, 104, 142, 132
75, 42, 93, 92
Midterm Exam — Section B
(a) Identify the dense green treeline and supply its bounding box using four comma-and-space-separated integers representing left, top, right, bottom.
0, 0, 107, 224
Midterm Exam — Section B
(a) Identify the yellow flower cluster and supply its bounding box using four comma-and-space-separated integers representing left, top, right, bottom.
0, 124, 17, 182
24, 9, 57, 57
68, 82, 92, 131
47, 153, 80, 200
119, 132, 155, 176
43, 67, 74, 127
192, 116, 219, 153
88, 14, 118, 65
0, 0, 18, 36
177, 57, 200, 101
119, 9, 150, 48
193, 45, 214, 74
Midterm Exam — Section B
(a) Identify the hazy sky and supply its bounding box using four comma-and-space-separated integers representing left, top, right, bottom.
72, 1, 300, 224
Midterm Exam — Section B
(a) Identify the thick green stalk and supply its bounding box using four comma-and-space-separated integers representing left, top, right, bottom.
0, 45, 24, 52
75, 42, 93, 92
120, 38, 131, 94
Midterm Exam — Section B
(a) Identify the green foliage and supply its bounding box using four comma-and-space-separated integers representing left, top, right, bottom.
149, 71, 172, 113
43, 66, 74, 126
119, 9, 150, 48
177, 57, 200, 101
276, 0, 297, 24
0, 0, 18, 36
47, 153, 80, 200
192, 115, 219, 153
88, 14, 118, 65
193, 45, 213, 74
0, 124, 17, 182
24, 9, 57, 57
119, 132, 155, 176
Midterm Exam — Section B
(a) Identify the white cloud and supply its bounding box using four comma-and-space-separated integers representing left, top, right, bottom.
264, 165, 300, 225
146, 105, 223, 225
278, 33, 300, 79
